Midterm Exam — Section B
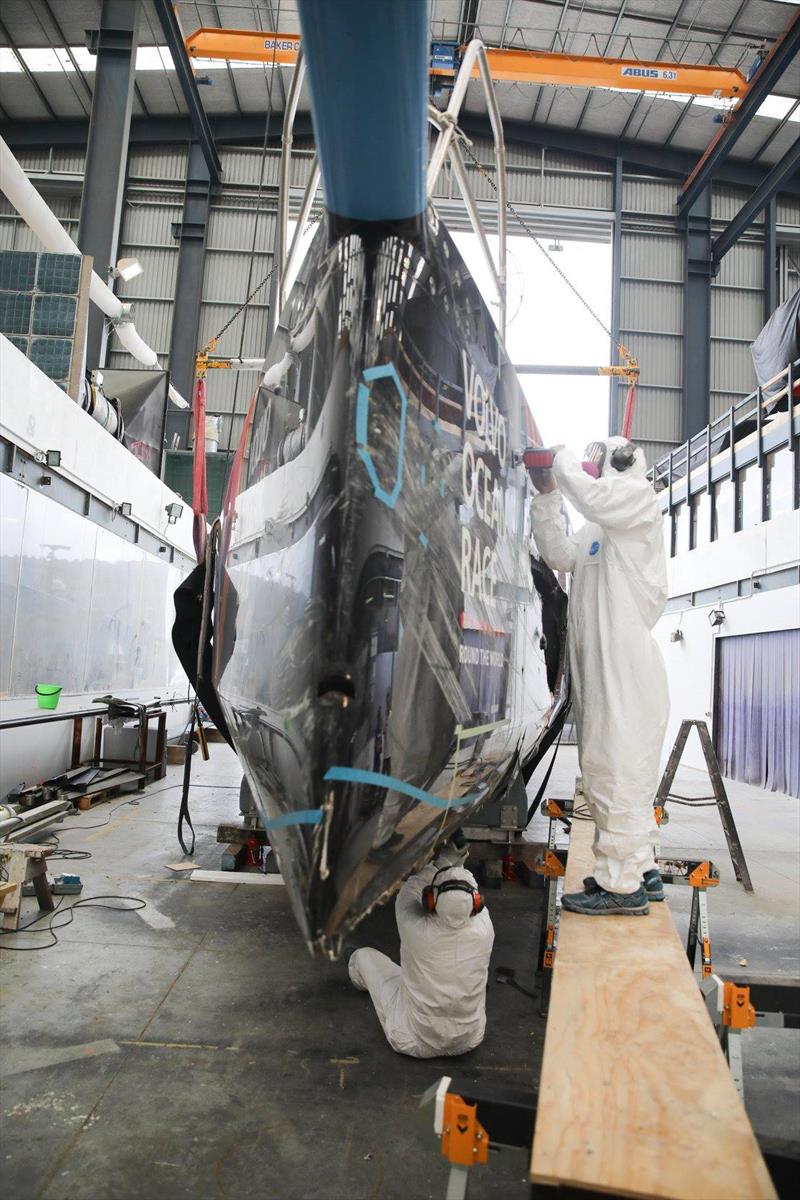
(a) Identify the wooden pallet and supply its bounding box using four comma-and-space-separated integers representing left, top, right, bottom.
61, 769, 145, 810
530, 817, 776, 1199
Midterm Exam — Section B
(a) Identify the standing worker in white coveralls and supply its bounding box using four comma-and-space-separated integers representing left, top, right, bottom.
349, 843, 494, 1057
529, 436, 669, 915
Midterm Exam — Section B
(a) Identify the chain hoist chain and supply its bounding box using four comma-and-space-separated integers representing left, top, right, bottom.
200, 212, 322, 357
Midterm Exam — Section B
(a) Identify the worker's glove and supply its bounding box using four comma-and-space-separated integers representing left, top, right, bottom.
434, 838, 469, 869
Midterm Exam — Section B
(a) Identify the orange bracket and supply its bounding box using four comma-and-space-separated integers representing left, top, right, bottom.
534, 849, 566, 879
688, 861, 720, 889
722, 982, 756, 1030
440, 1093, 490, 1168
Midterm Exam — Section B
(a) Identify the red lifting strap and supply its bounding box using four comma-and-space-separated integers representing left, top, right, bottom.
620, 381, 637, 440
192, 375, 209, 563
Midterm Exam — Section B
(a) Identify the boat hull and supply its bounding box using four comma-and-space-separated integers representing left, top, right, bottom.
213, 212, 567, 955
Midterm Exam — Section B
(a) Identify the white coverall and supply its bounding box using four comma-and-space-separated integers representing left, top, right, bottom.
529, 439, 669, 894
349, 863, 494, 1058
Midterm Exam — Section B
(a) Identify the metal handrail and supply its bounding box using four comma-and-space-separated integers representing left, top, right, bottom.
654, 356, 799, 494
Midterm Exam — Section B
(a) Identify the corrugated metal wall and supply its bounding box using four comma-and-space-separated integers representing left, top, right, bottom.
2, 141, 799, 460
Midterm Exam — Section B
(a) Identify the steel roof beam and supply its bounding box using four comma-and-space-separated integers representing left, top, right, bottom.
712, 137, 800, 266
678, 7, 800, 218
151, 0, 222, 185
2, 110, 798, 199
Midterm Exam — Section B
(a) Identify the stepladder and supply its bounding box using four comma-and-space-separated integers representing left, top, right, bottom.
656, 719, 753, 892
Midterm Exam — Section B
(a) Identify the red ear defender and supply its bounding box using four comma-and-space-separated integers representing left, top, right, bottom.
421, 871, 486, 916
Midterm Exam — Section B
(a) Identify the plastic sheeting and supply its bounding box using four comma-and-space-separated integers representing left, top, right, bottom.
715, 628, 800, 799
0, 474, 186, 699
750, 290, 800, 402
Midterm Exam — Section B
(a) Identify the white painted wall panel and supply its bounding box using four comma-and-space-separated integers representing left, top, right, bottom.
0, 477, 27, 696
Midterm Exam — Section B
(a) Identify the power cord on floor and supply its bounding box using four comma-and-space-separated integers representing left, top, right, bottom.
0, 894, 147, 952
39, 833, 92, 861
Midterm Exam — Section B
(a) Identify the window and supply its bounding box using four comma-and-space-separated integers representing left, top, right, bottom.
690, 491, 711, 550
736, 464, 763, 531
766, 447, 796, 518
712, 478, 734, 541
673, 502, 690, 556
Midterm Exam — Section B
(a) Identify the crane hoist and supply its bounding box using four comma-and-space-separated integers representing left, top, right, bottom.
184, 27, 749, 100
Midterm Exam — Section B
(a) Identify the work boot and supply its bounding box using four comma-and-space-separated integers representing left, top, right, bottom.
561, 882, 649, 916
642, 869, 665, 902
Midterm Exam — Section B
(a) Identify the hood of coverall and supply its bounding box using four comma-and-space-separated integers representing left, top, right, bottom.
431, 867, 477, 929
589, 436, 649, 480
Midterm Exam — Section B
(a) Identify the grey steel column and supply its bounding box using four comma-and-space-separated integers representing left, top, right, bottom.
166, 142, 212, 448
609, 156, 623, 436
764, 195, 778, 322
682, 187, 713, 439
77, 0, 140, 370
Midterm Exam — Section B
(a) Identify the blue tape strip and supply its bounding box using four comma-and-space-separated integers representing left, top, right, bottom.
263, 808, 323, 829
354, 363, 407, 509
418, 532, 428, 548
324, 766, 481, 810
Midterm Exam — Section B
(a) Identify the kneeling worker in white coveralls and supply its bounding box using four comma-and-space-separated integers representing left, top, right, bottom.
349, 843, 494, 1057
529, 436, 669, 915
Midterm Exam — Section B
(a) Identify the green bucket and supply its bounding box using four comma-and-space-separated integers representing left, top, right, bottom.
35, 684, 62, 710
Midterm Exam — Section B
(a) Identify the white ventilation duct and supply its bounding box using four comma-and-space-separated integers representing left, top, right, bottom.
0, 136, 188, 408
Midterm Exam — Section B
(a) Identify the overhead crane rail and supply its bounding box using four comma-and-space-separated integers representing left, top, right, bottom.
184, 27, 748, 99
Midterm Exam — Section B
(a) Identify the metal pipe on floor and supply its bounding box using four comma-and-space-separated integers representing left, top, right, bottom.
0, 799, 72, 842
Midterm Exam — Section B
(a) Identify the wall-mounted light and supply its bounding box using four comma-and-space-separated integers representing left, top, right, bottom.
113, 256, 143, 282
708, 608, 726, 628
119, 502, 132, 517
34, 449, 61, 468
165, 502, 184, 524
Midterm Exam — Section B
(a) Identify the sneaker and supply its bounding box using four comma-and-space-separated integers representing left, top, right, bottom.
643, 869, 665, 902
561, 882, 649, 916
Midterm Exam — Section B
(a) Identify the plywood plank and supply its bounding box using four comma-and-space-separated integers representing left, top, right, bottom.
530, 818, 776, 1199
186, 870, 284, 886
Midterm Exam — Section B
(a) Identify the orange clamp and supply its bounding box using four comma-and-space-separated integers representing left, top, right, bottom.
688, 861, 719, 889
722, 982, 756, 1030
440, 1093, 490, 1168
534, 849, 565, 879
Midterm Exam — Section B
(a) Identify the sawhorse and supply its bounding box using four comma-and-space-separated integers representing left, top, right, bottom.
0, 843, 55, 931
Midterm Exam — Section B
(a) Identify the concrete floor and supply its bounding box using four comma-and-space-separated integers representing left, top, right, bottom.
1, 742, 798, 1199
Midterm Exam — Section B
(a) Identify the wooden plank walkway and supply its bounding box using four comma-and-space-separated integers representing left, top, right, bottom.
530, 818, 776, 1199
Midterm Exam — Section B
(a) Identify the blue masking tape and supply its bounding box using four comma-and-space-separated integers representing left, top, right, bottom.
263, 808, 323, 829
323, 766, 481, 810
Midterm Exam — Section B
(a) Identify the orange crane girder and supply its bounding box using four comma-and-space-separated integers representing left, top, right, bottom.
184, 27, 747, 99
